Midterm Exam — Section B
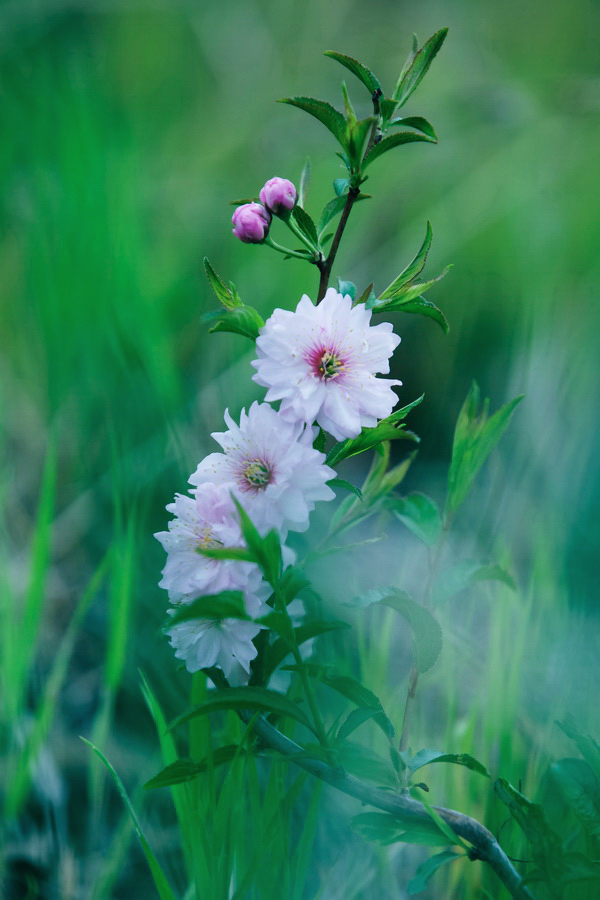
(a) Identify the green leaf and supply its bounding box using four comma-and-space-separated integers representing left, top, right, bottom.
362, 131, 436, 170
196, 545, 255, 564
352, 812, 450, 847
167, 591, 250, 626
390, 492, 442, 546
208, 305, 265, 341
328, 477, 363, 500
289, 663, 394, 741
556, 717, 600, 781
262, 620, 350, 681
203, 257, 241, 309
279, 96, 348, 149
278, 566, 311, 605
374, 264, 450, 307
80, 738, 177, 900
420, 795, 470, 849
494, 778, 563, 877
380, 97, 399, 126
388, 116, 437, 141
144, 746, 244, 790
337, 707, 383, 741
356, 282, 376, 305
318, 191, 369, 235
551, 758, 600, 840
407, 849, 463, 894
335, 740, 398, 786
326, 396, 423, 467
233, 498, 282, 587
432, 560, 516, 605
324, 51, 383, 95
393, 28, 449, 108
347, 116, 376, 169
377, 222, 433, 297
409, 749, 490, 778
447, 384, 523, 515
336, 279, 356, 300
351, 587, 443, 673
391, 296, 449, 333
334, 177, 349, 196
168, 686, 318, 736
292, 205, 319, 247
298, 158, 311, 208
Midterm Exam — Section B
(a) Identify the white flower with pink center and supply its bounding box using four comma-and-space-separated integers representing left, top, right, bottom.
189, 401, 335, 534
155, 482, 265, 605
251, 288, 402, 441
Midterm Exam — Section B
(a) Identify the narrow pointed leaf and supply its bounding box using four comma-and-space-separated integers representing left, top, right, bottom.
168, 687, 318, 736
407, 849, 463, 894
167, 591, 250, 626
204, 257, 241, 309
292, 205, 319, 246
263, 620, 350, 680
363, 131, 436, 169
409, 749, 490, 778
432, 560, 516, 605
324, 51, 383, 95
388, 116, 437, 140
388, 296, 449, 333
352, 812, 450, 847
328, 477, 363, 500
337, 707, 383, 741
298, 158, 311, 208
377, 222, 433, 297
144, 746, 245, 790
393, 28, 449, 108
279, 96, 348, 149
326, 396, 423, 467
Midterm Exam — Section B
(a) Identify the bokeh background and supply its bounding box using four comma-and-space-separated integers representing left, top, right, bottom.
1, 0, 599, 897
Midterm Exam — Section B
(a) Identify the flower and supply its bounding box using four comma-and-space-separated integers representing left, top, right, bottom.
251, 288, 401, 441
189, 401, 335, 534
166, 614, 263, 679
259, 177, 297, 215
232, 202, 271, 243
155, 483, 265, 604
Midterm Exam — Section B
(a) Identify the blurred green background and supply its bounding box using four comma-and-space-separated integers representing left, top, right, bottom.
1, 0, 599, 897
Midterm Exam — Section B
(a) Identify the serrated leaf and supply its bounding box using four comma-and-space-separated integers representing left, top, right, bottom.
373, 263, 450, 306
432, 560, 516, 605
324, 51, 383, 95
390, 492, 442, 547
279, 96, 348, 149
551, 758, 600, 840
203, 257, 241, 309
326, 396, 423, 467
390, 297, 449, 333
262, 621, 350, 681
407, 849, 463, 894
209, 305, 265, 341
393, 28, 449, 108
447, 384, 523, 515
292, 205, 319, 246
348, 116, 376, 169
328, 477, 362, 500
363, 131, 436, 170
388, 116, 437, 140
168, 686, 317, 736
167, 591, 250, 626
298, 158, 311, 208
350, 587, 443, 673
352, 812, 450, 847
144, 746, 244, 790
377, 222, 433, 298
409, 749, 490, 778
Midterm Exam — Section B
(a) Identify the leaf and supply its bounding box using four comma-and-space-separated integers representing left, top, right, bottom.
335, 740, 398, 786
337, 707, 383, 741
432, 560, 516, 605
494, 778, 563, 877
168, 686, 318, 736
167, 591, 250, 626
407, 849, 463, 894
278, 96, 348, 149
371, 271, 450, 311
388, 116, 437, 141
356, 282, 375, 305
550, 758, 600, 840
262, 620, 351, 681
292, 205, 319, 246
203, 257, 241, 309
326, 396, 423, 467
362, 131, 436, 170
556, 717, 600, 781
233, 498, 282, 587
409, 749, 490, 778
298, 158, 311, 208
420, 795, 470, 849
390, 492, 442, 546
328, 477, 363, 500
288, 663, 394, 741
144, 746, 244, 790
278, 566, 310, 604
336, 279, 356, 300
349, 588, 442, 674
347, 116, 376, 169
447, 384, 523, 515
393, 28, 449, 108
208, 305, 265, 341
324, 51, 383, 95
380, 97, 399, 126
197, 545, 255, 564
377, 222, 433, 297
334, 177, 349, 196
392, 297, 449, 333
352, 812, 450, 847
318, 191, 369, 235
80, 739, 177, 900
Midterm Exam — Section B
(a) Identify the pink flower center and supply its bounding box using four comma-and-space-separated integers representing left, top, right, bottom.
240, 458, 273, 492
307, 345, 346, 381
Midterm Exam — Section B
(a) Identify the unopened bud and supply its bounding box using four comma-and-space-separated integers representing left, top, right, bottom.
259, 177, 297, 215
232, 202, 271, 243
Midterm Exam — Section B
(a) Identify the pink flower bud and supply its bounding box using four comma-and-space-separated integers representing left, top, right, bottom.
259, 177, 297, 215
232, 203, 271, 243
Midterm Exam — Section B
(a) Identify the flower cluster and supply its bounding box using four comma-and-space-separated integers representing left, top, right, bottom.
232, 176, 297, 244
157, 179, 403, 681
